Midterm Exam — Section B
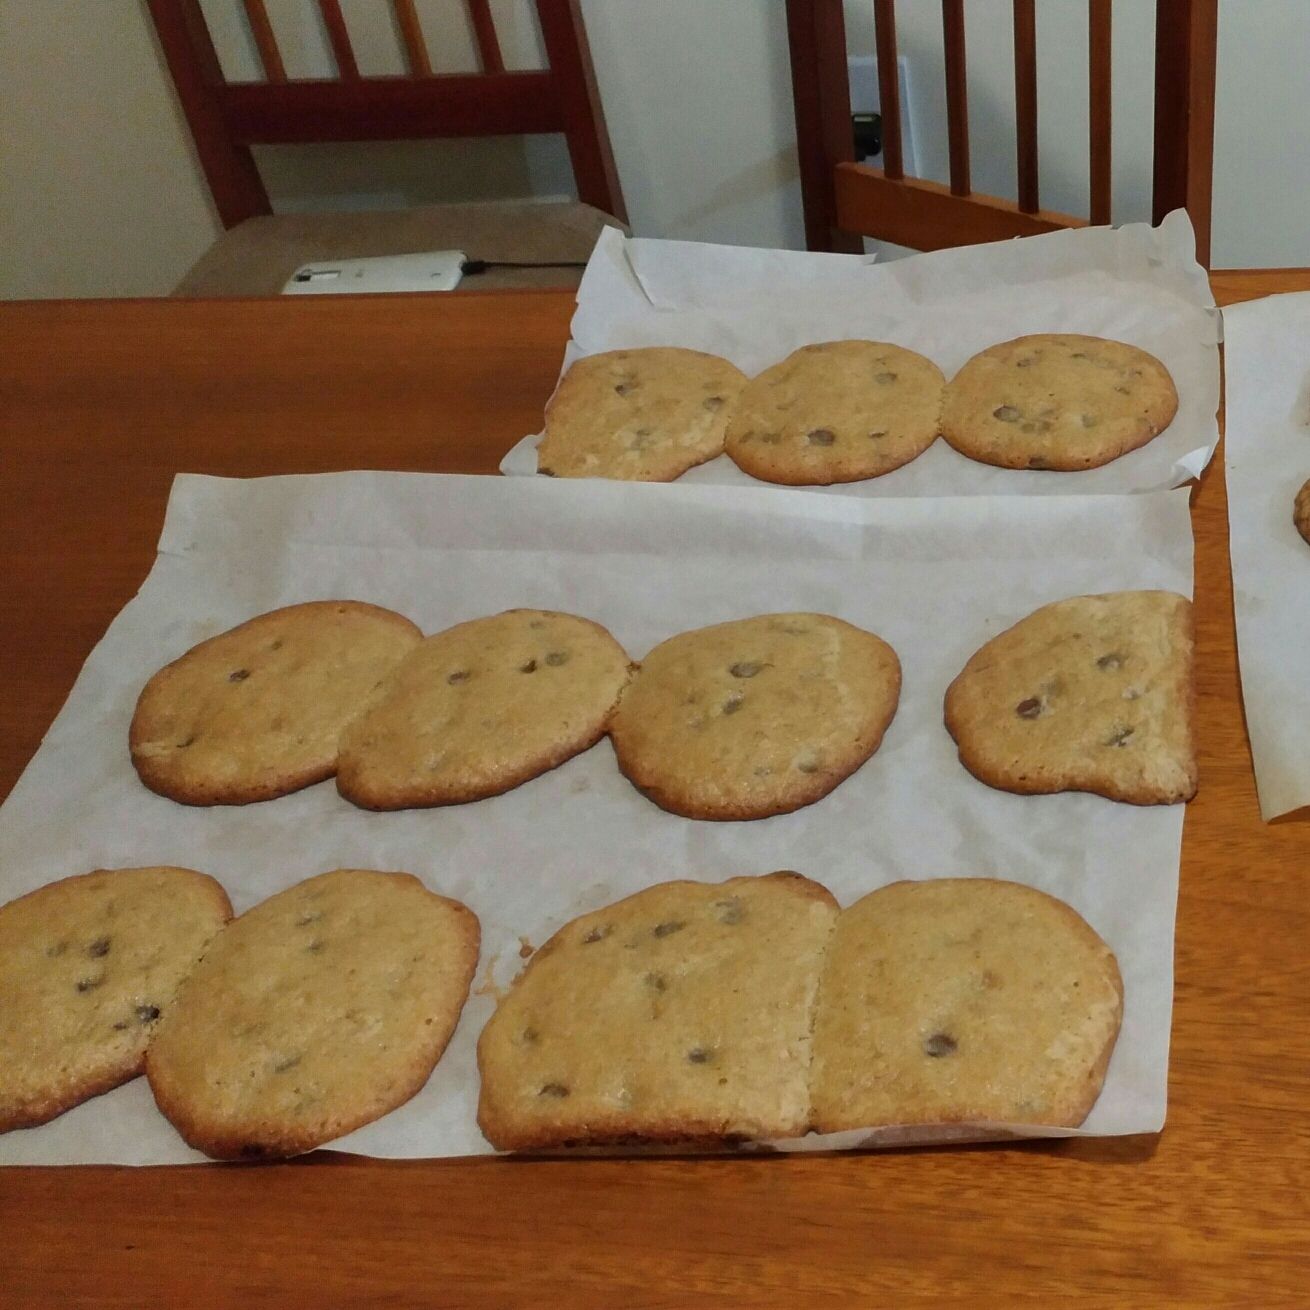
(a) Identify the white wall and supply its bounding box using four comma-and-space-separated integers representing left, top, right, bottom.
0, 0, 1307, 298
1212, 0, 1310, 267
0, 0, 221, 298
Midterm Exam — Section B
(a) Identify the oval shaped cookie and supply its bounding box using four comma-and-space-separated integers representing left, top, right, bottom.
810, 878, 1123, 1131
610, 613, 901, 820
1294, 477, 1310, 545
724, 341, 945, 485
941, 334, 1179, 470
145, 869, 480, 1160
538, 347, 747, 481
130, 601, 423, 805
944, 590, 1197, 804
0, 867, 232, 1132
337, 609, 633, 809
477, 871, 838, 1150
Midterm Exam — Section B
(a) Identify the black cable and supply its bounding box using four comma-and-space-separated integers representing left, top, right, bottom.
460, 258, 589, 275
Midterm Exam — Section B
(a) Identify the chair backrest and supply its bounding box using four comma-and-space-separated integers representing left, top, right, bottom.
785, 0, 1217, 264
147, 0, 625, 228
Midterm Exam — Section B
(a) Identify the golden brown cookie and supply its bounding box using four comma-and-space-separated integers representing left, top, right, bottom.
538, 348, 747, 480
724, 341, 945, 485
941, 334, 1178, 470
944, 591, 1196, 805
337, 609, 633, 809
810, 878, 1123, 1130
1294, 478, 1310, 545
477, 872, 838, 1150
0, 867, 231, 1133
130, 601, 422, 805
145, 869, 480, 1160
609, 613, 901, 820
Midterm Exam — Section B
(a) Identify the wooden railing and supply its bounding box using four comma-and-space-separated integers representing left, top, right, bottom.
788, 0, 1217, 263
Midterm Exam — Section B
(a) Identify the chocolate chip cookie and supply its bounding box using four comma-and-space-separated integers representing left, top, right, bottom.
1294, 477, 1310, 545
0, 867, 231, 1132
146, 869, 479, 1160
941, 334, 1178, 470
477, 872, 837, 1150
944, 591, 1197, 804
609, 613, 901, 820
809, 878, 1123, 1130
131, 601, 422, 805
724, 341, 945, 485
538, 347, 747, 480
337, 609, 633, 809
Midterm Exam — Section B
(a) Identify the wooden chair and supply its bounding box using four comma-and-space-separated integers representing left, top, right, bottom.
785, 0, 1218, 265
147, 0, 627, 294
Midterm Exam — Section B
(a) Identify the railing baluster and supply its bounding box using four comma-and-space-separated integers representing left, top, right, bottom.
316, 0, 359, 80
873, 0, 904, 179
393, 0, 432, 76
467, 0, 505, 74
942, 0, 970, 196
1013, 0, 1038, 212
241, 0, 286, 82
1089, 0, 1112, 224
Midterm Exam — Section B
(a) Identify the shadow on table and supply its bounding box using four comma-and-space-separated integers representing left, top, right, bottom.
194, 1131, 1160, 1171
1268, 806, 1310, 826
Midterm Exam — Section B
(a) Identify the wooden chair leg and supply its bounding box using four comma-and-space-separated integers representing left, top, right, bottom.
536, 0, 627, 224
1152, 0, 1217, 266
785, 0, 862, 253
146, 0, 271, 228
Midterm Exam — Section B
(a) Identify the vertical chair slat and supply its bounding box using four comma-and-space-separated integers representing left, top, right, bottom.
1152, 0, 1217, 265
393, 0, 432, 76
467, 0, 505, 74
941, 0, 970, 196
241, 0, 286, 82
1089, 0, 1113, 224
1013, 0, 1038, 212
873, 0, 904, 180
536, 0, 627, 223
316, 0, 359, 80
145, 0, 272, 226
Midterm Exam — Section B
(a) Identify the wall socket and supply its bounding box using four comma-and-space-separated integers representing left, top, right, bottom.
848, 55, 918, 179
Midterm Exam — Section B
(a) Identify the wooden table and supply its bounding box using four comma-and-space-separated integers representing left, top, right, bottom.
2, 271, 1307, 1307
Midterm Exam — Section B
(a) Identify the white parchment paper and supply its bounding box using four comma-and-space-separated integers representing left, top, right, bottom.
1223, 293, 1310, 819
501, 211, 1220, 496
0, 473, 1193, 1163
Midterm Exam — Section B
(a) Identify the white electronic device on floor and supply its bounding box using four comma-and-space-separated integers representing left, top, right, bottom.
282, 250, 466, 295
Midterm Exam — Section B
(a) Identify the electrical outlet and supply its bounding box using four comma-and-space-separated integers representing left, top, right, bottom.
848, 54, 918, 179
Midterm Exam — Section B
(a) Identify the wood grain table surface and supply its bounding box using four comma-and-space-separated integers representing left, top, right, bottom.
1, 269, 1308, 1307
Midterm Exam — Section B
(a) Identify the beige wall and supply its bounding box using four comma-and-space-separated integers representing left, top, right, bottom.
2, 1, 1309, 300
0, 0, 221, 298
